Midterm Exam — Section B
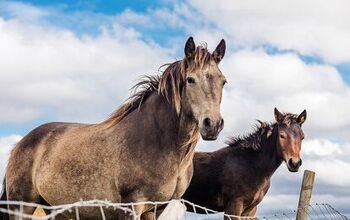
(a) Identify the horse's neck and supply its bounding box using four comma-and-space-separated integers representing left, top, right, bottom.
114, 93, 198, 153
145, 94, 199, 156
256, 133, 282, 179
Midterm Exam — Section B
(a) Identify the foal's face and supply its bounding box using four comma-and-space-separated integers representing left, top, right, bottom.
275, 108, 307, 172
182, 37, 227, 140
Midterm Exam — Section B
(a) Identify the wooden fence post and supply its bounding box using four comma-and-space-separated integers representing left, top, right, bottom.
296, 170, 315, 220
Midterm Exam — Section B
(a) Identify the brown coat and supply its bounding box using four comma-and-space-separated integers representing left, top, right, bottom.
183, 109, 306, 219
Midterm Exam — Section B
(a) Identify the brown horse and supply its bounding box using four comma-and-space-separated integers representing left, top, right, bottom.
0, 37, 227, 220
183, 108, 307, 219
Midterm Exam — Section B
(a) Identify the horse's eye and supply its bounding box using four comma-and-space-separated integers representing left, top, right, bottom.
223, 80, 227, 86
280, 134, 286, 139
187, 77, 195, 84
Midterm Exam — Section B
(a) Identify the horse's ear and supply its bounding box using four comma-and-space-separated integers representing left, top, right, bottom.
213, 39, 226, 63
184, 36, 196, 59
297, 109, 307, 125
274, 108, 284, 124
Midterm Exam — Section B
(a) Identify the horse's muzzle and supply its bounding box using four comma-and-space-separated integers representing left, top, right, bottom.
287, 158, 302, 172
200, 117, 224, 140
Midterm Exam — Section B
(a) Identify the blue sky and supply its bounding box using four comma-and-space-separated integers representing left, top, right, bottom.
22, 0, 170, 14
1, 0, 350, 217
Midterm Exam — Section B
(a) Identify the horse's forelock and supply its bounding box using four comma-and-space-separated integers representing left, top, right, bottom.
159, 45, 213, 113
280, 113, 299, 126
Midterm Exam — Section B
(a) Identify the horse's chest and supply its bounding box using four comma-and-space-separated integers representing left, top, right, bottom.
173, 148, 196, 198
245, 179, 270, 208
158, 152, 195, 200
145, 166, 192, 202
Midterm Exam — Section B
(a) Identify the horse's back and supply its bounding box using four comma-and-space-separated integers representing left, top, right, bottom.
17, 122, 83, 146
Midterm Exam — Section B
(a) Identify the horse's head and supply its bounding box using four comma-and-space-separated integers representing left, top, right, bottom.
274, 108, 307, 172
181, 37, 227, 140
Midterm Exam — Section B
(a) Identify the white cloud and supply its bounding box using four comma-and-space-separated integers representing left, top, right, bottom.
0, 16, 173, 123
303, 139, 344, 157
0, 135, 22, 181
216, 50, 350, 141
0, 1, 50, 22
188, 0, 350, 64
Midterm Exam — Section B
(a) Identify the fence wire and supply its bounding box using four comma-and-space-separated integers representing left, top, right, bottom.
0, 199, 347, 220
259, 204, 348, 220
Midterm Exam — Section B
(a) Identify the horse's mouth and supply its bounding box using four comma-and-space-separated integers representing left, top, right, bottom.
199, 124, 223, 141
201, 135, 218, 141
200, 130, 220, 140
287, 166, 300, 172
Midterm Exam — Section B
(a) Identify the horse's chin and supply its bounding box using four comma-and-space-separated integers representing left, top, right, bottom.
286, 165, 300, 173
201, 135, 218, 141
200, 132, 219, 141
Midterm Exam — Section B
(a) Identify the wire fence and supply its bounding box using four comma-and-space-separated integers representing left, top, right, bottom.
258, 203, 348, 220
0, 199, 348, 220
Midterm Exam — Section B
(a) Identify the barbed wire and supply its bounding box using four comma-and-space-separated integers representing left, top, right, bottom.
259, 203, 348, 220
0, 199, 347, 220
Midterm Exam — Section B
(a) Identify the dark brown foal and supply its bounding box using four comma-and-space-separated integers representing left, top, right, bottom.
183, 108, 307, 219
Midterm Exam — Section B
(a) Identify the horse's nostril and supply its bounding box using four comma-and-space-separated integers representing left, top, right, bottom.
203, 118, 212, 128
220, 118, 224, 127
288, 159, 295, 168
288, 158, 301, 169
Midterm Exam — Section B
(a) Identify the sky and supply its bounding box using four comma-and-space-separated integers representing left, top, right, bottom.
0, 0, 350, 218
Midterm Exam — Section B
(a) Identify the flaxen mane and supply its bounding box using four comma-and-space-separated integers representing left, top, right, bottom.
226, 113, 299, 151
105, 45, 215, 124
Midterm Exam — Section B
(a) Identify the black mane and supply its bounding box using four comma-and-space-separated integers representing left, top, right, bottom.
226, 123, 274, 151
226, 113, 299, 151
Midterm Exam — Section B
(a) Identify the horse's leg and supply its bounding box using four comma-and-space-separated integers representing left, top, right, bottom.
6, 174, 41, 220
117, 206, 144, 220
7, 181, 40, 220
141, 211, 155, 220
115, 201, 145, 220
5, 146, 45, 220
249, 207, 258, 219
7, 178, 41, 220
40, 209, 71, 220
140, 204, 167, 220
224, 200, 244, 220
242, 206, 257, 220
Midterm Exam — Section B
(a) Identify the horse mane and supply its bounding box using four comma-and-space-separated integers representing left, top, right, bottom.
104, 45, 214, 125
226, 113, 299, 151
226, 123, 273, 151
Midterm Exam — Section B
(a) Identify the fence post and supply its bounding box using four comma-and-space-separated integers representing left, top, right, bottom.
296, 170, 315, 220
